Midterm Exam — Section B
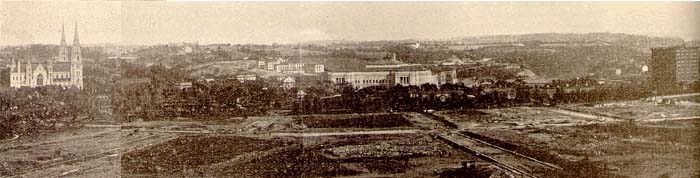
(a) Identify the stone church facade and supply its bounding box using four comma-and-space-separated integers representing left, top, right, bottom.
8, 23, 84, 89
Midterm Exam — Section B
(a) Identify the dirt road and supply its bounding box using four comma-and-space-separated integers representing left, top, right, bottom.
545, 108, 620, 122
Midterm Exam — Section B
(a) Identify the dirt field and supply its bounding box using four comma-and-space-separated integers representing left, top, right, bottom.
438, 107, 606, 129
0, 111, 605, 177
121, 135, 299, 177
294, 113, 413, 129
121, 134, 487, 178
442, 106, 700, 178
0, 127, 175, 177
9, 108, 695, 177
562, 101, 700, 121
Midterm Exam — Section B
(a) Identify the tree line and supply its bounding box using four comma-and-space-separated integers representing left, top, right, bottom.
0, 86, 87, 139
293, 78, 658, 114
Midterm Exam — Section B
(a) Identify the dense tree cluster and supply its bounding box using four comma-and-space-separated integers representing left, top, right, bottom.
294, 78, 658, 114
0, 86, 87, 139
115, 78, 289, 120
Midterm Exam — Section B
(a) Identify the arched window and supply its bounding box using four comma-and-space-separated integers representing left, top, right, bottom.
36, 74, 44, 86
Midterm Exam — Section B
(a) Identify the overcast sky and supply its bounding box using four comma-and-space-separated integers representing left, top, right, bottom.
1, 1, 699, 45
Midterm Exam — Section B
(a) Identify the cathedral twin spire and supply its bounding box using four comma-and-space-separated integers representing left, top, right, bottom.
58, 24, 67, 61
58, 22, 80, 62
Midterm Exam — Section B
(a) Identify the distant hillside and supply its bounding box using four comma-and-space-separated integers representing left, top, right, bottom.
298, 33, 687, 79
448, 33, 682, 46
0, 44, 106, 62
305, 33, 684, 50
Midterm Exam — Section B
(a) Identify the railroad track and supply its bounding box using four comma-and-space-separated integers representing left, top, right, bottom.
438, 132, 562, 178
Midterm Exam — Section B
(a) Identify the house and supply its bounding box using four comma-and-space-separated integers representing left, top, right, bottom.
265, 58, 287, 70
275, 63, 305, 74
236, 74, 257, 82
260, 57, 325, 75
523, 78, 551, 87
257, 60, 267, 69
303, 64, 325, 73
282, 77, 295, 90
427, 66, 458, 85
176, 82, 193, 90
95, 95, 112, 115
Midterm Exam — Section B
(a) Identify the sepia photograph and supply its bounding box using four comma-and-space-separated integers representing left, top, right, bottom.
0, 1, 699, 178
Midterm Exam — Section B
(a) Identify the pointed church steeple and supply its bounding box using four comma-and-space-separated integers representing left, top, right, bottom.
71, 22, 81, 62
58, 23, 68, 62
60, 24, 67, 45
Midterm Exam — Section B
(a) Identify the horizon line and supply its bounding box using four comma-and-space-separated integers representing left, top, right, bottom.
1, 32, 696, 47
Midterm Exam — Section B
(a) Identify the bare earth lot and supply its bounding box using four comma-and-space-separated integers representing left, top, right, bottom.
4, 104, 697, 178
561, 101, 699, 121
3, 113, 492, 178
440, 104, 700, 178
294, 113, 412, 129
0, 127, 175, 178
121, 134, 483, 178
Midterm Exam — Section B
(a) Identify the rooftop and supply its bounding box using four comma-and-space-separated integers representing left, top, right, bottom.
329, 64, 432, 73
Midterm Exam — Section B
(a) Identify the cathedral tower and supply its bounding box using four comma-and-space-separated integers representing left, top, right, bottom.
58, 24, 69, 62
70, 22, 83, 89
71, 22, 81, 62
8, 22, 84, 89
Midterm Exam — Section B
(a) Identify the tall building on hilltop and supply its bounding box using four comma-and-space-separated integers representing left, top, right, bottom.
650, 46, 700, 90
7, 23, 84, 89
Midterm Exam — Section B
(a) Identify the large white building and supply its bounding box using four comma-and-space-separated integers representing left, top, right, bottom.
8, 23, 84, 89
258, 58, 325, 74
327, 56, 459, 89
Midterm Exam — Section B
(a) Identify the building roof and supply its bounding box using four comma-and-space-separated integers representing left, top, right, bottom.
523, 78, 551, 84
322, 58, 367, 72
16, 61, 45, 73
297, 57, 328, 64
425, 65, 457, 73
367, 59, 406, 66
329, 65, 431, 73
53, 62, 71, 72
283, 76, 295, 83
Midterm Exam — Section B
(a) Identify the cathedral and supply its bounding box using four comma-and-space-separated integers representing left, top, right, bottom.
8, 23, 84, 89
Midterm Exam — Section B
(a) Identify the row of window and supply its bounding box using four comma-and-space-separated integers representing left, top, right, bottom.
11, 76, 26, 81
399, 76, 410, 84
335, 78, 346, 84
12, 74, 73, 81
336, 77, 412, 85
55, 74, 70, 79
675, 52, 699, 56
355, 79, 389, 84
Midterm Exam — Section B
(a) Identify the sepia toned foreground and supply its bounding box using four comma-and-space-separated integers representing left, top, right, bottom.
1, 97, 697, 178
